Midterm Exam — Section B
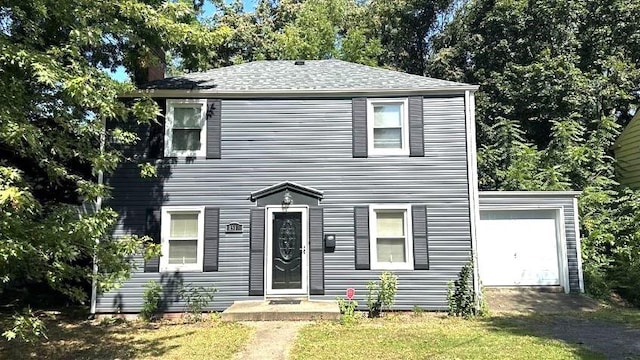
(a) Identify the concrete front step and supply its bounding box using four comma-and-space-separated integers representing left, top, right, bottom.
221, 300, 340, 321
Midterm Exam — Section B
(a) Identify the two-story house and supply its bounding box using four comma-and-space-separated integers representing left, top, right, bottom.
94, 60, 583, 314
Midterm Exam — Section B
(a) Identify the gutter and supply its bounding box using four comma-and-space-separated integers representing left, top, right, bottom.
479, 191, 582, 197
119, 86, 480, 99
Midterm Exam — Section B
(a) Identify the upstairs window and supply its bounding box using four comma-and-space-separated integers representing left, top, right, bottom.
367, 98, 409, 155
165, 99, 207, 157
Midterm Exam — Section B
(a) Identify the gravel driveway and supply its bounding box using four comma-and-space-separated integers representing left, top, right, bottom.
522, 316, 640, 359
484, 288, 640, 359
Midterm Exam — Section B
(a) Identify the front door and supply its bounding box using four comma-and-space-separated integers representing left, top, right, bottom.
266, 206, 308, 296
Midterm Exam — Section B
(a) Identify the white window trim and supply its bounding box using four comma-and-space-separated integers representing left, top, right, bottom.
369, 204, 414, 270
164, 99, 207, 157
160, 206, 205, 272
366, 98, 410, 156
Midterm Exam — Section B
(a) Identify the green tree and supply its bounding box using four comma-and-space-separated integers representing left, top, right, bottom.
365, 0, 461, 75
206, 0, 383, 66
204, 0, 460, 70
0, 0, 229, 338
428, 0, 640, 304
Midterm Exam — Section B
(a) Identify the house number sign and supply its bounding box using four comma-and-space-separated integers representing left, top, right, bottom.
225, 222, 243, 233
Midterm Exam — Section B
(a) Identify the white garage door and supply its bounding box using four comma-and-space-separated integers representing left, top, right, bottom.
477, 210, 561, 286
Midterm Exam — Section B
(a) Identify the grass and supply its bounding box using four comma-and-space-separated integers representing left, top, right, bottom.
3, 306, 638, 359
0, 314, 252, 359
290, 313, 604, 360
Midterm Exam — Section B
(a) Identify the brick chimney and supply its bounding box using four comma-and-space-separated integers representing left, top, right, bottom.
147, 61, 166, 82
146, 46, 166, 82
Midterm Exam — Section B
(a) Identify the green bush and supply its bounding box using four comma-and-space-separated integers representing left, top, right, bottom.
179, 284, 217, 322
583, 264, 611, 301
478, 286, 490, 317
447, 262, 476, 319
1, 308, 47, 343
580, 185, 640, 307
610, 255, 640, 307
140, 280, 162, 322
336, 297, 359, 324
366, 271, 398, 318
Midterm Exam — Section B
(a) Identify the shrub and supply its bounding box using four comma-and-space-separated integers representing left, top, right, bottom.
366, 271, 398, 318
179, 284, 217, 322
584, 264, 611, 301
1, 308, 47, 343
140, 280, 163, 322
447, 262, 476, 318
336, 297, 359, 324
478, 286, 490, 317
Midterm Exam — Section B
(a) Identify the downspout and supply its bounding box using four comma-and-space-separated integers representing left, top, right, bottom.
90, 117, 106, 316
464, 90, 481, 310
573, 197, 585, 293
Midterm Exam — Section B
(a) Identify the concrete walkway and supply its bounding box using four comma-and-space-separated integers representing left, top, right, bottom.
233, 321, 309, 360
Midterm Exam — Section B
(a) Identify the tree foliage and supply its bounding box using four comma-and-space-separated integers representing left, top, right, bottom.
204, 0, 381, 66
0, 0, 228, 320
428, 0, 640, 304
203, 0, 457, 71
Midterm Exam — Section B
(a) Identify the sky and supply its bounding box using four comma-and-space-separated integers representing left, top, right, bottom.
107, 0, 257, 82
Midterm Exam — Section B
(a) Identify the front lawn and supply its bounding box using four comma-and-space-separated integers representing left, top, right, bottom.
290, 313, 603, 360
0, 315, 252, 359
4, 307, 637, 359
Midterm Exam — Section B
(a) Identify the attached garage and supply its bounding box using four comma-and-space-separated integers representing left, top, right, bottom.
477, 192, 584, 293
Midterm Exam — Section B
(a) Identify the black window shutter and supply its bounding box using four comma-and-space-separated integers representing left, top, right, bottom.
309, 207, 324, 295
412, 205, 429, 270
354, 206, 370, 270
206, 99, 222, 159
408, 96, 424, 157
144, 208, 161, 272
147, 98, 165, 159
203, 207, 220, 272
352, 98, 368, 158
249, 207, 265, 296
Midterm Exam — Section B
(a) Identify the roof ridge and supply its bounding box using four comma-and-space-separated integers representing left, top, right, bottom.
139, 59, 477, 93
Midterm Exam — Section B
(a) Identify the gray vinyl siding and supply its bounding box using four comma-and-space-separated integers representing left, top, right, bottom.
478, 192, 582, 293
97, 96, 472, 312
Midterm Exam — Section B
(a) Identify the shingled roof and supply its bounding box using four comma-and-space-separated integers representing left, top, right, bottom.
139, 60, 477, 95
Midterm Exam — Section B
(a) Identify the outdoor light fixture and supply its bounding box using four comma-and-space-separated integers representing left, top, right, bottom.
282, 190, 293, 206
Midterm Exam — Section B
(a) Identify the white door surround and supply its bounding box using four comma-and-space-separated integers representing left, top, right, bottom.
264, 205, 309, 297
